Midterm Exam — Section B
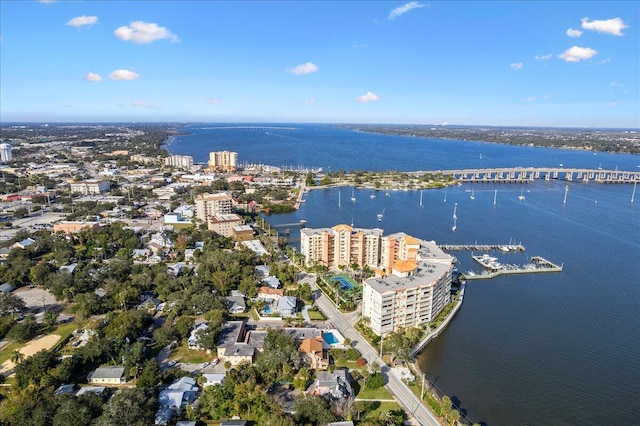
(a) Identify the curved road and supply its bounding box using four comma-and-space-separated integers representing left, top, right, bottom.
301, 272, 441, 426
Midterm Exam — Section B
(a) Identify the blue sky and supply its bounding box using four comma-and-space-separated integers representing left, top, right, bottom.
1, 1, 638, 127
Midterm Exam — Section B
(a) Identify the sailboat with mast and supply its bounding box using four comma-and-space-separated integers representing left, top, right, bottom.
518, 187, 526, 201
631, 181, 637, 204
452, 203, 458, 231
420, 190, 423, 207
470, 188, 475, 200
351, 189, 356, 203
377, 208, 385, 222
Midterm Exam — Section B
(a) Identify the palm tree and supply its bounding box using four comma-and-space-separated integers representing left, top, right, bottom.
10, 349, 24, 365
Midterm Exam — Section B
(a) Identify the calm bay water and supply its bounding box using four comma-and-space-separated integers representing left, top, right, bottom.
169, 124, 640, 425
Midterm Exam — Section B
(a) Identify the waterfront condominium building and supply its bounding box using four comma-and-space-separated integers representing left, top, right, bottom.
300, 224, 384, 269
362, 240, 454, 335
69, 179, 110, 195
208, 150, 237, 171
0, 143, 12, 163
165, 154, 194, 170
194, 192, 233, 222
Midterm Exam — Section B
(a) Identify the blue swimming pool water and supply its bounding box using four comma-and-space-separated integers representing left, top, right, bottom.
332, 276, 354, 290
263, 306, 272, 314
324, 332, 339, 345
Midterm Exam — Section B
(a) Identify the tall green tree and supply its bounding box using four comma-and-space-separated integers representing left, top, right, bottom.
94, 388, 157, 426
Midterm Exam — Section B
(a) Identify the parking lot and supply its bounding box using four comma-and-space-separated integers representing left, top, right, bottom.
14, 287, 61, 312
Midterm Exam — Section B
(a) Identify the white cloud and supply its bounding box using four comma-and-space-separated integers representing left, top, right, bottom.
388, 1, 426, 20
525, 96, 537, 102
206, 98, 220, 105
581, 17, 628, 36
114, 21, 179, 44
132, 100, 160, 109
109, 69, 140, 80
85, 72, 102, 82
286, 62, 319, 75
303, 98, 316, 105
67, 15, 98, 28
609, 101, 619, 107
611, 81, 625, 88
39, 0, 56, 3
566, 28, 583, 37
356, 91, 380, 103
557, 46, 597, 62
535, 53, 552, 61
352, 43, 369, 49
510, 62, 523, 71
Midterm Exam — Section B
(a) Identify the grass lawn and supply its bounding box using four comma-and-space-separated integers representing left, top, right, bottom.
362, 401, 403, 421
0, 340, 22, 365
306, 309, 326, 320
356, 382, 394, 400
171, 345, 213, 363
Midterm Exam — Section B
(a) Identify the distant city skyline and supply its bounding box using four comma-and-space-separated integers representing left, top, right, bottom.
0, 1, 638, 128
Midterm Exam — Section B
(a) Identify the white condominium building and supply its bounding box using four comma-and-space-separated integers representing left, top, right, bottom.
208, 150, 237, 171
69, 179, 110, 195
362, 241, 454, 335
0, 143, 12, 162
194, 192, 233, 222
165, 155, 194, 169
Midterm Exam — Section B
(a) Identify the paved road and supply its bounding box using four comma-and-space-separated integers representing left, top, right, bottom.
301, 273, 441, 426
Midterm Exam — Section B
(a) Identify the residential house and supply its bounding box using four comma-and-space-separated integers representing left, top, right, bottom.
137, 295, 162, 313
225, 296, 246, 314
277, 296, 297, 317
156, 377, 200, 425
59, 263, 77, 274
306, 369, 353, 402
12, 237, 36, 249
299, 337, 329, 370
242, 239, 268, 257
202, 373, 226, 388
0, 247, 11, 261
0, 283, 15, 294
257, 287, 283, 303
188, 322, 209, 350
88, 366, 126, 385
75, 386, 107, 397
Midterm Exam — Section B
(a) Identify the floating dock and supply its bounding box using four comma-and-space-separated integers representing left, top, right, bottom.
440, 243, 525, 252
464, 256, 562, 280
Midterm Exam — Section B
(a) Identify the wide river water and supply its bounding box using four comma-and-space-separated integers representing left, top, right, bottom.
168, 124, 640, 425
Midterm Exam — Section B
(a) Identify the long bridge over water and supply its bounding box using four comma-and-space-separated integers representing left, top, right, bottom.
412, 167, 640, 184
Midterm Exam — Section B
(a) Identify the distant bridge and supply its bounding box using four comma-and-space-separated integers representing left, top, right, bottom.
413, 168, 640, 184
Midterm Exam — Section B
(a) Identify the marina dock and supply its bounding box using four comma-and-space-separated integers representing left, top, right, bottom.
465, 256, 562, 280
440, 243, 524, 252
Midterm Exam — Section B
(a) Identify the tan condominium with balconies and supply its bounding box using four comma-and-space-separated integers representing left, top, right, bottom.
194, 192, 233, 222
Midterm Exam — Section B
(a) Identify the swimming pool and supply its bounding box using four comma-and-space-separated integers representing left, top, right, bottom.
323, 332, 339, 345
332, 276, 354, 290
262, 306, 272, 314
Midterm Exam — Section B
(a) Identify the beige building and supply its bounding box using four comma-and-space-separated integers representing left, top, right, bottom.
362, 240, 454, 335
208, 150, 237, 171
300, 224, 383, 269
69, 179, 110, 195
194, 192, 233, 222
207, 213, 243, 237
89, 366, 126, 385
53, 221, 100, 234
